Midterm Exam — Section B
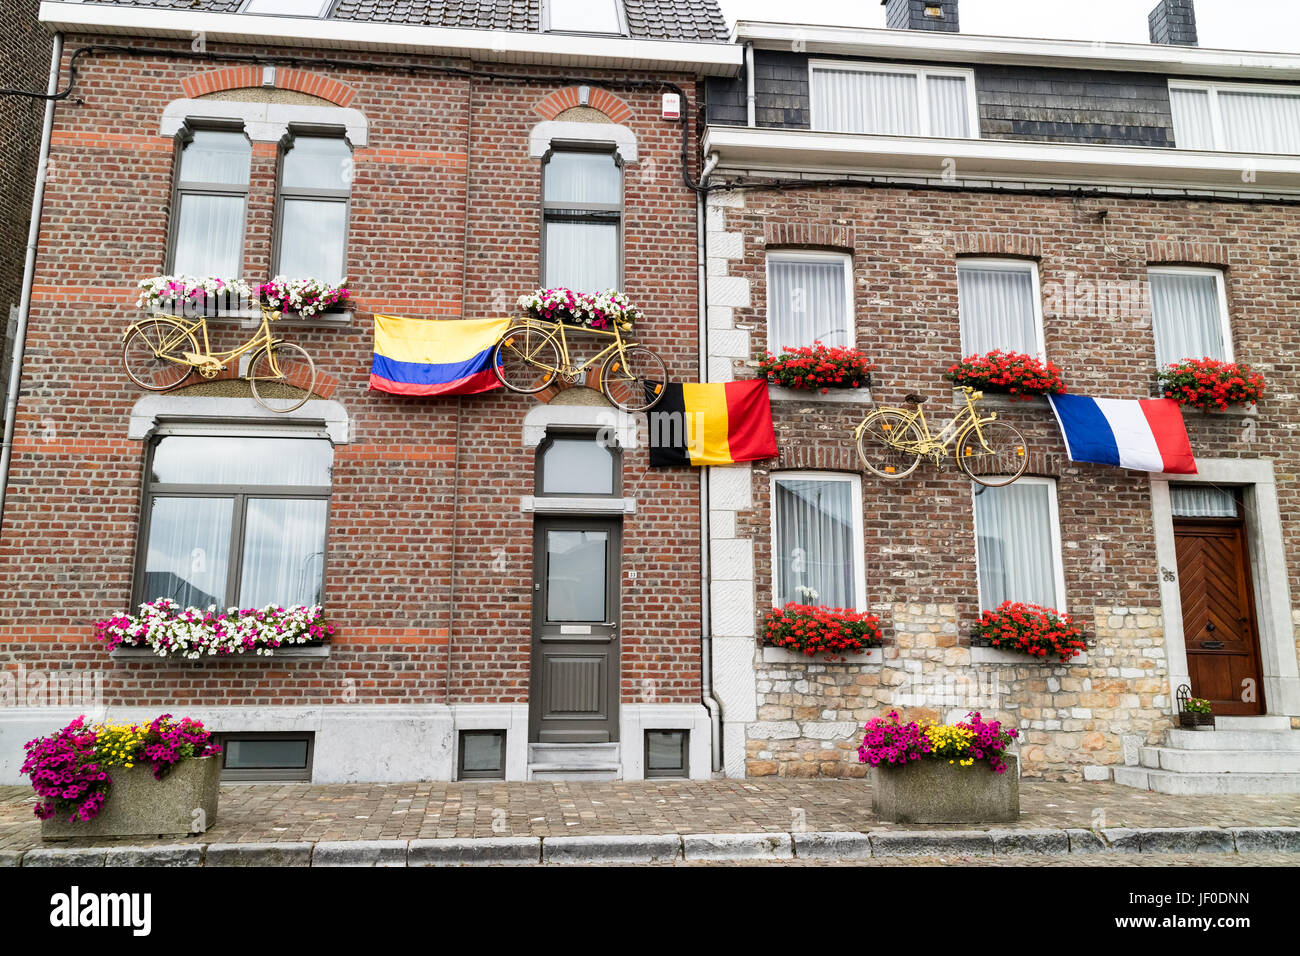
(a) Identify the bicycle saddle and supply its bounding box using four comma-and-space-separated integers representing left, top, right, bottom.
904, 393, 927, 405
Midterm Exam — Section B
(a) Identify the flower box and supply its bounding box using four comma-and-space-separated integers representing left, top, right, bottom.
972, 601, 1087, 663
945, 350, 1066, 399
258, 277, 351, 320
516, 288, 642, 331
762, 603, 884, 659
138, 275, 255, 317
871, 753, 1019, 824
95, 600, 334, 659
1157, 358, 1265, 413
1178, 712, 1216, 730
758, 343, 874, 393
40, 755, 220, 841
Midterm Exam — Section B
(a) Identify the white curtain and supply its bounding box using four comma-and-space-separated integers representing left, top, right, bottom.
1170, 485, 1238, 518
957, 261, 1039, 355
1170, 88, 1215, 149
768, 256, 851, 349
179, 130, 250, 185
928, 75, 972, 137
774, 477, 857, 608
544, 151, 620, 204
1148, 270, 1227, 367
238, 498, 329, 608
278, 199, 347, 282
282, 136, 351, 191
151, 436, 332, 487
974, 481, 1059, 610
544, 221, 618, 292
144, 497, 233, 609
173, 193, 245, 277
1219, 91, 1300, 154
812, 68, 919, 135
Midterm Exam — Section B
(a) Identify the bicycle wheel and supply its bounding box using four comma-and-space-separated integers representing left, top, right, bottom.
956, 419, 1030, 487
856, 410, 923, 480
492, 324, 563, 394
601, 343, 667, 412
121, 318, 198, 391
248, 341, 316, 413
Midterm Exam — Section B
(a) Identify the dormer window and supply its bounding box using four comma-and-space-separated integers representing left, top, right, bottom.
545, 0, 626, 36
240, 0, 331, 17
1170, 81, 1300, 154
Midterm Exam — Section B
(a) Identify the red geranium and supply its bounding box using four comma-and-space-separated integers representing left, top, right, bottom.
763, 602, 883, 658
944, 350, 1066, 399
759, 342, 874, 392
1157, 357, 1265, 413
973, 601, 1087, 663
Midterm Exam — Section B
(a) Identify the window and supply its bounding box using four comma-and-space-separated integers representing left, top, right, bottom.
957, 258, 1044, 357
771, 472, 866, 609
136, 434, 333, 609
241, 0, 331, 16
169, 127, 251, 276
458, 731, 507, 780
214, 732, 313, 782
1170, 81, 1300, 154
536, 432, 620, 496
766, 251, 854, 351
1147, 266, 1232, 368
644, 730, 689, 778
542, 148, 621, 292
973, 478, 1065, 611
1170, 485, 1239, 518
545, 0, 625, 35
810, 61, 978, 138
275, 132, 351, 281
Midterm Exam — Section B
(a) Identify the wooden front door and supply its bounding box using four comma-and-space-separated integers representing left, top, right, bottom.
1174, 517, 1265, 715
529, 517, 621, 743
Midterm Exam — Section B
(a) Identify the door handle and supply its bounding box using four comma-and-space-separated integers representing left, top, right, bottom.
1205, 622, 1216, 633
603, 622, 619, 629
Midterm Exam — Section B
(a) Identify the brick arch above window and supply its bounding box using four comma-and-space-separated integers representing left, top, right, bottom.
773, 443, 859, 473
952, 233, 1042, 259
1146, 241, 1232, 267
763, 222, 855, 252
182, 67, 358, 108
159, 97, 369, 145
533, 86, 634, 125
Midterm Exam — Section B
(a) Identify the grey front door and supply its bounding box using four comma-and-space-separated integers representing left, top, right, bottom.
530, 517, 621, 743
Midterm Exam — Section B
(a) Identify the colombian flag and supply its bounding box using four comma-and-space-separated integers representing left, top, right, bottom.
369, 315, 511, 397
648, 380, 778, 467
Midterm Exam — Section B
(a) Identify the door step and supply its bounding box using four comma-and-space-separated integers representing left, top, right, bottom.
1110, 727, 1300, 794
526, 742, 622, 781
1139, 746, 1300, 774
1113, 765, 1300, 795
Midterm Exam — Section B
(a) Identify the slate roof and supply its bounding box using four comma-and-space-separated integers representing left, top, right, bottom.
82, 0, 731, 42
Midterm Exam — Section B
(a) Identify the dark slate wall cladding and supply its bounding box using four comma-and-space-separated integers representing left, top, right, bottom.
884, 0, 960, 33
754, 50, 810, 129
975, 66, 1175, 147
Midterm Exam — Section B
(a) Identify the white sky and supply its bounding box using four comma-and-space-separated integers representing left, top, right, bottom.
717, 0, 1300, 54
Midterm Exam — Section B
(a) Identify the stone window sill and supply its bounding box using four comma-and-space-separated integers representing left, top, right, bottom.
152, 308, 354, 330
761, 645, 882, 664
109, 644, 331, 661
971, 645, 1088, 665
951, 390, 1048, 410
767, 385, 875, 404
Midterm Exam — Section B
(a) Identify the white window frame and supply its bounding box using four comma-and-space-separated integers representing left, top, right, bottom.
769, 470, 867, 612
1147, 265, 1233, 365
239, 0, 331, 17
543, 0, 628, 37
808, 59, 980, 139
1168, 79, 1300, 153
971, 476, 1067, 613
765, 249, 856, 351
956, 257, 1045, 358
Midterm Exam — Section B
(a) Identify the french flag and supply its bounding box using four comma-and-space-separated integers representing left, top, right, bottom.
1048, 394, 1197, 474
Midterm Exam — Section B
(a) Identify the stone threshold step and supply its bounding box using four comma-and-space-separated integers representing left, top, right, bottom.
1113, 765, 1300, 795
1166, 729, 1300, 751
1139, 747, 1300, 773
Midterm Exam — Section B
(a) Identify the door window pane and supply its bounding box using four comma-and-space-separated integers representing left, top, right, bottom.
278, 199, 347, 281
1148, 269, 1228, 367
173, 193, 245, 277
974, 481, 1060, 610
958, 260, 1040, 356
546, 530, 608, 622
544, 221, 618, 291
773, 476, 858, 608
1171, 485, 1238, 518
540, 436, 616, 495
767, 254, 852, 350
143, 497, 233, 609
151, 436, 333, 486
238, 498, 329, 608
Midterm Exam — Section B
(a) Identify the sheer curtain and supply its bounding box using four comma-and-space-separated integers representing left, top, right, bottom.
974, 481, 1059, 610
1219, 91, 1300, 154
767, 256, 851, 350
1148, 270, 1228, 367
282, 136, 351, 190
544, 151, 620, 204
812, 68, 919, 135
174, 130, 249, 277
151, 436, 332, 486
545, 222, 618, 291
957, 261, 1040, 355
144, 497, 233, 608
1169, 88, 1215, 149
927, 75, 972, 137
238, 498, 329, 608
1170, 485, 1238, 518
774, 477, 858, 608
278, 199, 347, 282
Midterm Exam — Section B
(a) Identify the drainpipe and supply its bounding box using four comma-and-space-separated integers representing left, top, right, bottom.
745, 42, 756, 128
0, 33, 62, 538
698, 150, 722, 773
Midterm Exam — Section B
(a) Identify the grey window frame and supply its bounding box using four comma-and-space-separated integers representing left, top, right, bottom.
457, 730, 507, 780
540, 144, 624, 291
165, 121, 251, 276
644, 730, 689, 778
534, 428, 623, 498
131, 432, 334, 610
542, 0, 628, 37
272, 126, 353, 282
213, 732, 314, 782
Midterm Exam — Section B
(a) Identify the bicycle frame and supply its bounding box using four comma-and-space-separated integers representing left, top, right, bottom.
128, 308, 280, 373
511, 316, 636, 379
856, 388, 998, 458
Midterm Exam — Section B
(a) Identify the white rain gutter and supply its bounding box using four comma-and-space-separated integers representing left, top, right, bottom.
0, 33, 62, 537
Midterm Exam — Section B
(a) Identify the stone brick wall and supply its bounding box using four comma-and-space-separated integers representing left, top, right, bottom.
0, 39, 704, 710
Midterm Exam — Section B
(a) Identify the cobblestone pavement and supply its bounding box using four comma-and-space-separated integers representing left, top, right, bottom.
3, 778, 1299, 851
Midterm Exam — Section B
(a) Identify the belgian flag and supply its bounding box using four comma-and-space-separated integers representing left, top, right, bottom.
648, 380, 778, 467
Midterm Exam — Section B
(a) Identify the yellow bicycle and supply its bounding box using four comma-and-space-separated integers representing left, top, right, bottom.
491, 315, 667, 412
855, 385, 1029, 487
121, 306, 316, 413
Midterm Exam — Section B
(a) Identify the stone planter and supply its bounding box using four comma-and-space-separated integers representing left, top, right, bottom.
41, 756, 220, 841
871, 754, 1019, 824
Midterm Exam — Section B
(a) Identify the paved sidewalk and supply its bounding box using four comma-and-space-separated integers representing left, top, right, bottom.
3, 778, 1298, 864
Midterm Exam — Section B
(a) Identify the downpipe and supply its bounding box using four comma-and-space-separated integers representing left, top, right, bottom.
697, 150, 722, 773
0, 33, 62, 538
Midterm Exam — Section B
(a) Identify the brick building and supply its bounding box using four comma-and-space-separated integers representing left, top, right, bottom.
697, 0, 1300, 790
0, 0, 739, 782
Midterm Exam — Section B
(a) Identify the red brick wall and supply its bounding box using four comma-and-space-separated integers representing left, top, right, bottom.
0, 39, 703, 708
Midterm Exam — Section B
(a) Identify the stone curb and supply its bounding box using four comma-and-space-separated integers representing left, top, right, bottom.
792, 831, 872, 860
683, 832, 794, 860
870, 830, 994, 858
205, 842, 313, 867
312, 840, 409, 867
543, 834, 682, 865
1230, 827, 1300, 852
105, 844, 203, 867
408, 837, 540, 866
